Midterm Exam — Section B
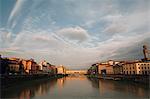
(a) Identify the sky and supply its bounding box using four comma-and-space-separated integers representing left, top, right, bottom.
0, 0, 150, 69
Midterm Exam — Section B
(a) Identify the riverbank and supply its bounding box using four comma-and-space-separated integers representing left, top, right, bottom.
87, 74, 150, 84
0, 74, 68, 89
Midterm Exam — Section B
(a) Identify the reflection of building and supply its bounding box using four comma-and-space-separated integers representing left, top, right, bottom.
98, 79, 148, 97
66, 76, 86, 80
57, 78, 65, 89
19, 79, 58, 98
98, 80, 116, 96
123, 62, 150, 75
19, 89, 31, 99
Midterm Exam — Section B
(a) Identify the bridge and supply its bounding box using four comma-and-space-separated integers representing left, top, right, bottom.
66, 70, 87, 74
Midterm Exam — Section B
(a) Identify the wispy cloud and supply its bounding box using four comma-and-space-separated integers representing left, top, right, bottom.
8, 0, 25, 28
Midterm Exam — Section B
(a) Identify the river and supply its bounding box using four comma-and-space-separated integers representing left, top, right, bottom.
1, 75, 149, 99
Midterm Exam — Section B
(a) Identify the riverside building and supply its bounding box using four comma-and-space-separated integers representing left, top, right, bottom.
123, 62, 150, 75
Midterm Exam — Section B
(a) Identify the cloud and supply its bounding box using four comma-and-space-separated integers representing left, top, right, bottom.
0, 29, 12, 48
102, 5, 149, 34
1, 0, 150, 69
8, 0, 25, 26
95, 32, 150, 61
10, 31, 68, 50
57, 26, 89, 42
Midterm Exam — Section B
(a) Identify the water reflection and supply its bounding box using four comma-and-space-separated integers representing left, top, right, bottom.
88, 78, 149, 98
57, 77, 66, 89
1, 76, 149, 99
1, 78, 57, 99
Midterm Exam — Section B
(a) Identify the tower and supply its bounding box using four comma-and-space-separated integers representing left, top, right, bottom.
142, 45, 150, 61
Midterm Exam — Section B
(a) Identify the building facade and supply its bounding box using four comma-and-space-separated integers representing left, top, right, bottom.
113, 62, 124, 74
137, 62, 150, 75
106, 65, 114, 74
98, 63, 107, 74
98, 60, 117, 75
113, 64, 123, 74
22, 59, 39, 74
123, 62, 150, 75
57, 66, 66, 74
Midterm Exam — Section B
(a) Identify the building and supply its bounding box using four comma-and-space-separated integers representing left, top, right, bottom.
98, 63, 107, 74
22, 59, 39, 74
57, 66, 66, 74
107, 60, 114, 65
123, 61, 150, 75
38, 62, 43, 71
41, 60, 48, 73
22, 60, 32, 74
66, 70, 87, 74
39, 60, 55, 74
8, 58, 22, 74
98, 60, 117, 75
30, 60, 39, 74
0, 55, 1, 66
113, 62, 124, 74
0, 56, 9, 75
106, 65, 114, 74
137, 62, 150, 75
142, 45, 150, 61
50, 65, 57, 75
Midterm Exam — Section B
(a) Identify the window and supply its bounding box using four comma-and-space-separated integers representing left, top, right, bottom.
130, 71, 131, 74
133, 71, 135, 74
138, 67, 140, 69
127, 71, 128, 74
133, 67, 134, 69
148, 67, 149, 69
142, 67, 143, 69
145, 67, 146, 69
142, 71, 144, 74
130, 67, 131, 69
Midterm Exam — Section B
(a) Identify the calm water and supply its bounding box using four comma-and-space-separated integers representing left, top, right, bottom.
1, 75, 149, 99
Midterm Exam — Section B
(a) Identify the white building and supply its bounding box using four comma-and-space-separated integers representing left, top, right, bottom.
123, 62, 150, 75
